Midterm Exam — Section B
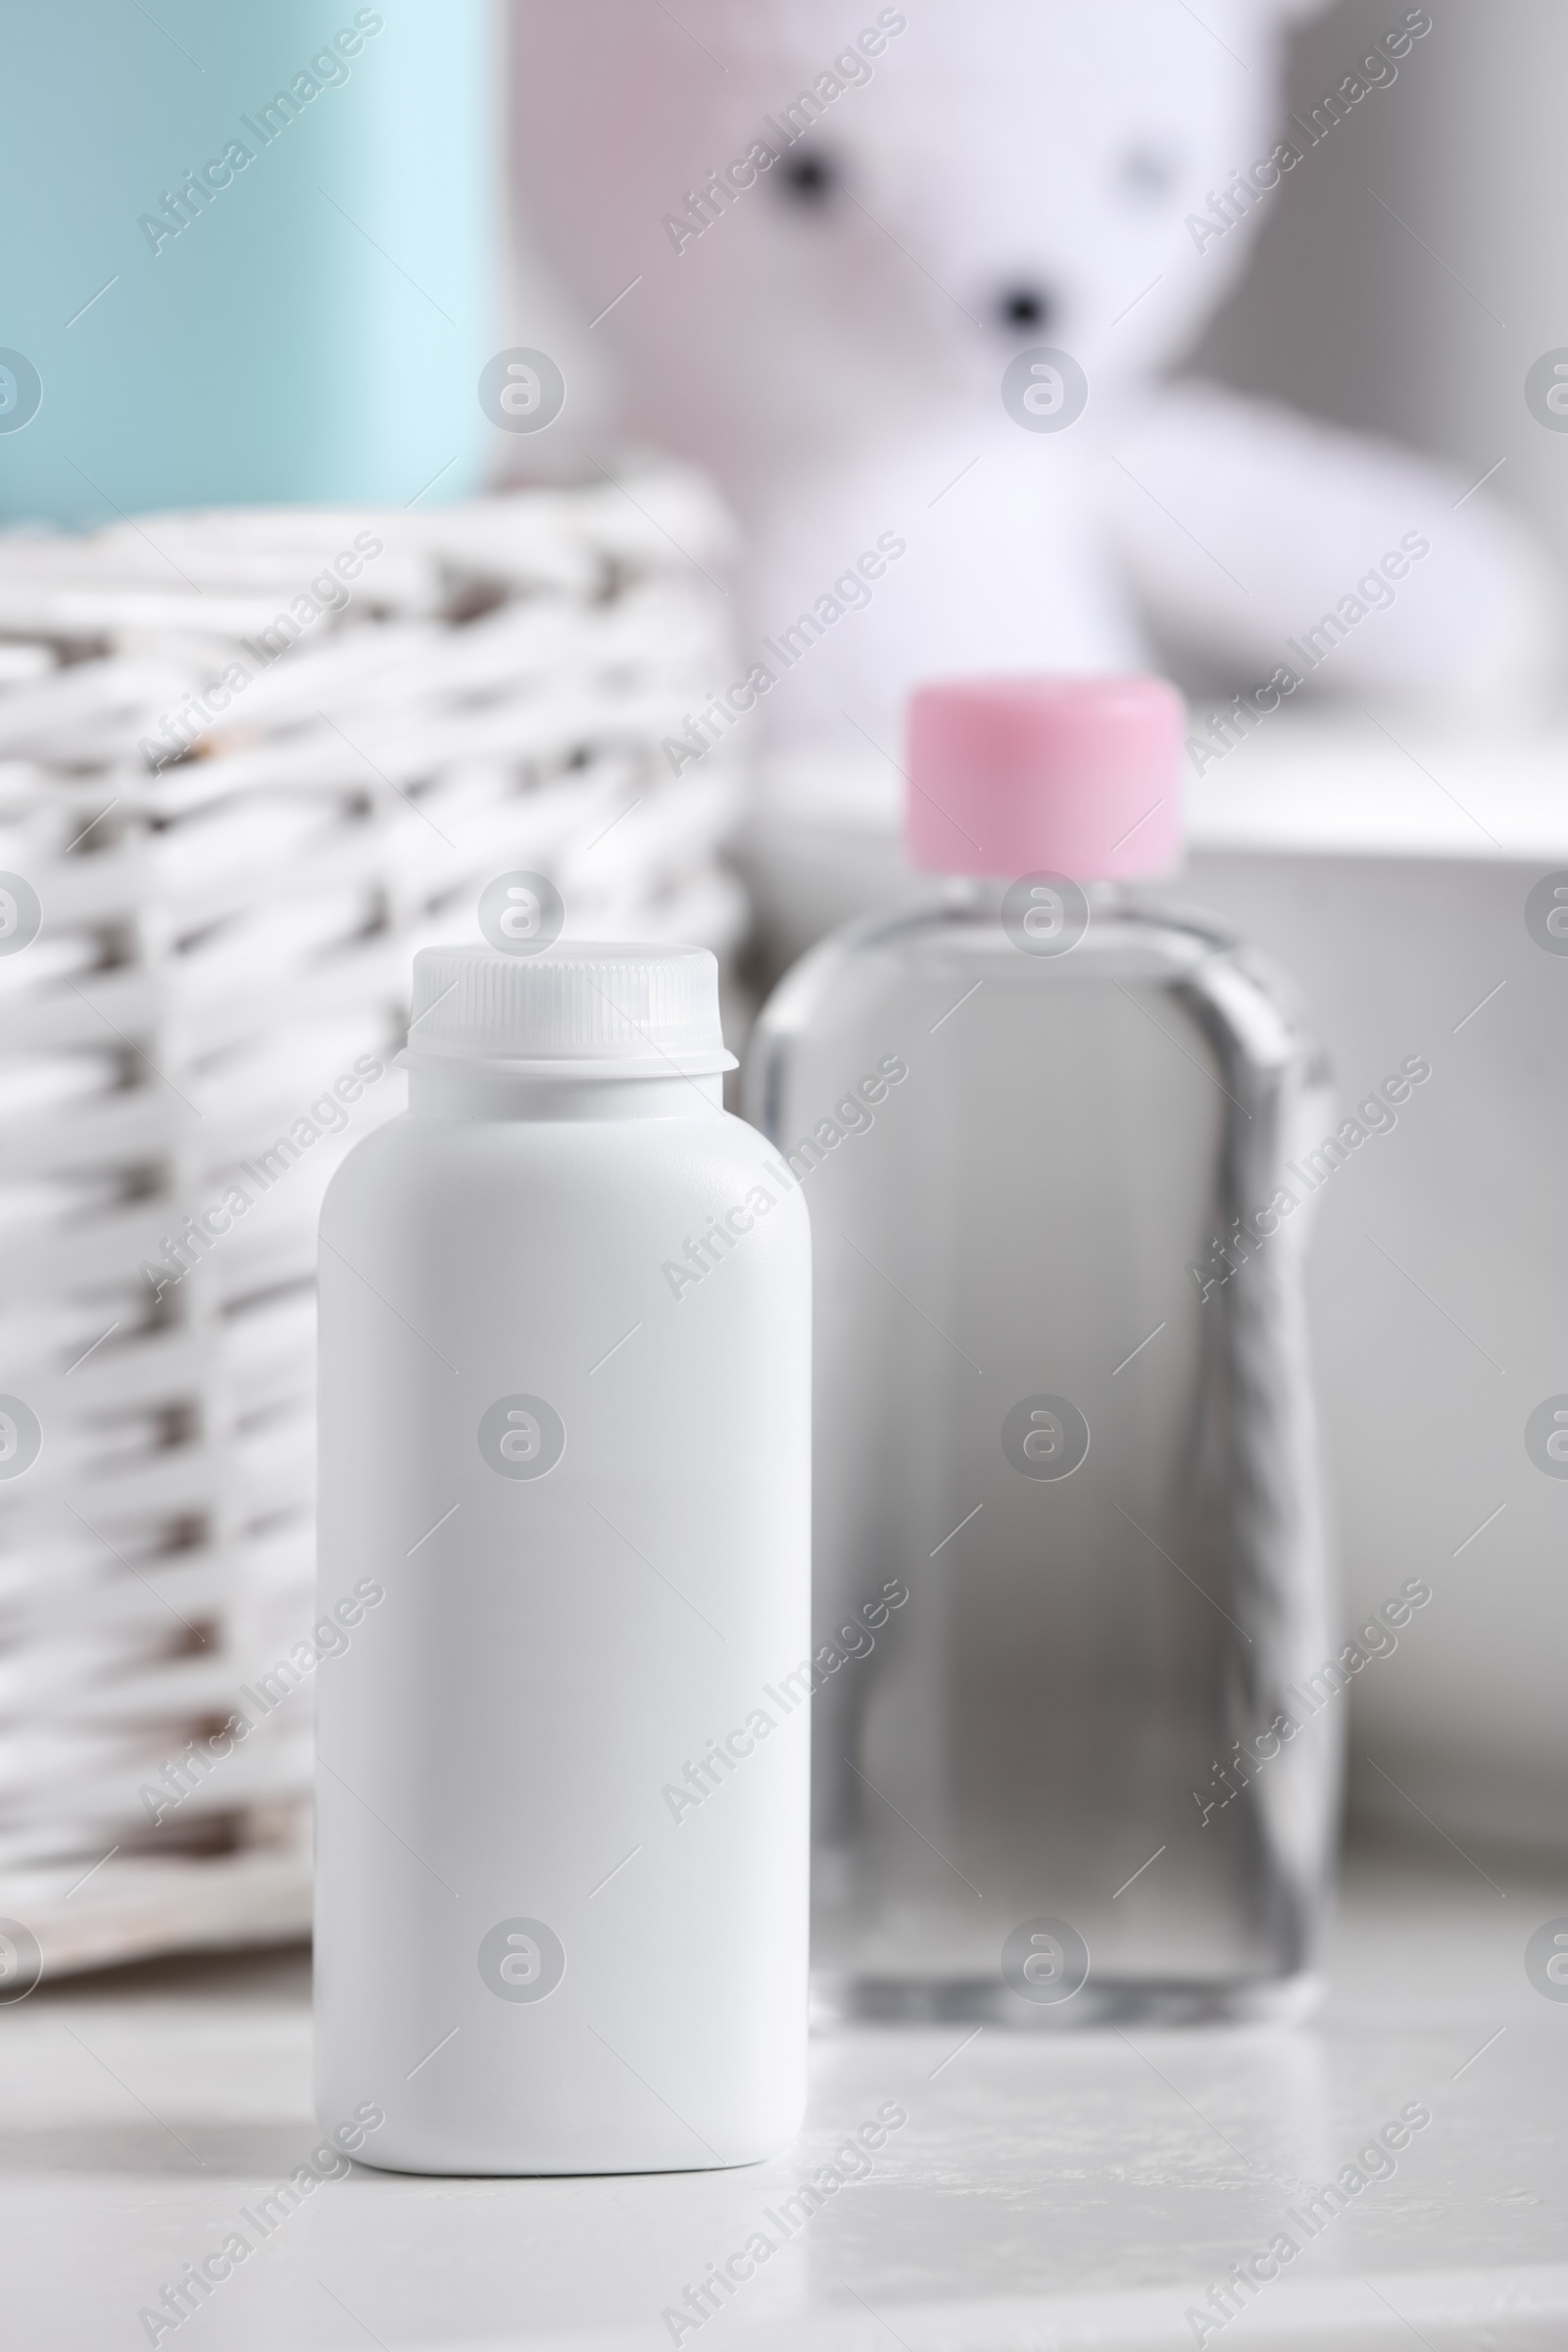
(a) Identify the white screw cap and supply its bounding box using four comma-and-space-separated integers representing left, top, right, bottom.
405, 944, 736, 1076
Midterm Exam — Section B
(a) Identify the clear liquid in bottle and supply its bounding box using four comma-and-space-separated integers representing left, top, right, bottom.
746, 677, 1340, 2026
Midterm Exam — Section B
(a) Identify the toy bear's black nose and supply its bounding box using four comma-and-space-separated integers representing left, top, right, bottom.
997, 284, 1054, 333
782, 152, 836, 203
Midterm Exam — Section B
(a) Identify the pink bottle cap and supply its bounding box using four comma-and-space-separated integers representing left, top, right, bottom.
905, 675, 1186, 880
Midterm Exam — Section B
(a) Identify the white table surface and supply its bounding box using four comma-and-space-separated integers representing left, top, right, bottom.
4, 1840, 1565, 2352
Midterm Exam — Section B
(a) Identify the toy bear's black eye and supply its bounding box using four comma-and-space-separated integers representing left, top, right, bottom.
998, 285, 1054, 332
1119, 144, 1179, 199
780, 151, 838, 204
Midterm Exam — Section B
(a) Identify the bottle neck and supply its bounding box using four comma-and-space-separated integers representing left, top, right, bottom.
937, 875, 1139, 915
406, 1063, 725, 1123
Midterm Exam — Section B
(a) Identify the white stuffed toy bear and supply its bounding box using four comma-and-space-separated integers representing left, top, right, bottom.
513, 0, 1554, 783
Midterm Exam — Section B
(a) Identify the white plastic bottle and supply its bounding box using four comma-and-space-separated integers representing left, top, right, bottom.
315, 943, 810, 2174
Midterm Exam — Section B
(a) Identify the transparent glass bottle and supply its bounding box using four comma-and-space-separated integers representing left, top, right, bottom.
745, 677, 1340, 2026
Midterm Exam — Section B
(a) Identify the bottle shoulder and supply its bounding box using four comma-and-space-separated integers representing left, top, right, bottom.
747, 883, 1325, 1123
321, 1102, 793, 1226
772, 886, 1235, 984
759, 885, 1307, 1025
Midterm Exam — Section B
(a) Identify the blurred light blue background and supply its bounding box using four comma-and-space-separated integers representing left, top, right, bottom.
0, 0, 497, 522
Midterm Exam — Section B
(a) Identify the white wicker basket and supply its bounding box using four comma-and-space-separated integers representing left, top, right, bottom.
0, 473, 743, 1982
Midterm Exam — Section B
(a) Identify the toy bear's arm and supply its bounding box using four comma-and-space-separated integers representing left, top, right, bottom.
1106, 379, 1561, 713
